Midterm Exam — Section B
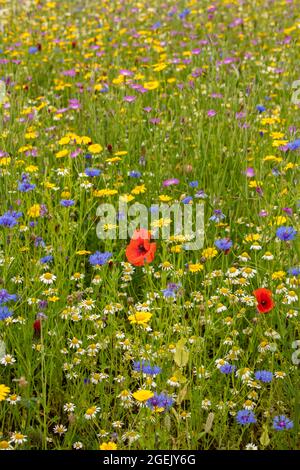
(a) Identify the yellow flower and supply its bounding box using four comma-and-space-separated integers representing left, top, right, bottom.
128, 311, 152, 325
272, 271, 286, 280
27, 204, 41, 218
189, 263, 204, 272
76, 250, 91, 255
132, 390, 154, 402
143, 80, 159, 90
99, 442, 118, 450
131, 184, 146, 195
272, 216, 287, 226
159, 195, 172, 202
0, 384, 10, 401
0, 441, 11, 450
56, 149, 68, 158
0, 157, 11, 166
88, 143, 103, 154
171, 245, 182, 253
93, 189, 118, 197
25, 165, 38, 173
248, 180, 263, 188
202, 247, 217, 259
114, 150, 128, 156
120, 194, 135, 203
263, 155, 282, 163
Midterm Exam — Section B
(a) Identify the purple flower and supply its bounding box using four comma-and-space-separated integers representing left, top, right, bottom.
215, 238, 232, 251
181, 196, 193, 204
276, 226, 297, 241
89, 251, 112, 266
189, 181, 198, 188
256, 105, 266, 113
236, 410, 256, 425
273, 415, 293, 431
245, 167, 255, 177
288, 267, 300, 276
129, 171, 141, 178
209, 209, 225, 222
207, 109, 217, 117
123, 95, 136, 103
162, 178, 179, 187
254, 370, 273, 383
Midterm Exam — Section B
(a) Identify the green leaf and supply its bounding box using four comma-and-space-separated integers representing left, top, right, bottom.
174, 339, 189, 368
260, 424, 270, 448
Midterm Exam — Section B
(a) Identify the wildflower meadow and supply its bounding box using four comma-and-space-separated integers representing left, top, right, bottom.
0, 0, 299, 452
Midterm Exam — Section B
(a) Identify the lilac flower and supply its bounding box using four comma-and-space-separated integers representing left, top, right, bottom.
273, 415, 293, 431
254, 370, 273, 383
123, 95, 136, 103
195, 190, 208, 199
210, 209, 225, 222
207, 109, 217, 117
146, 392, 174, 412
162, 178, 179, 187
236, 410, 256, 425
276, 226, 297, 241
215, 238, 232, 251
89, 251, 112, 266
245, 167, 255, 177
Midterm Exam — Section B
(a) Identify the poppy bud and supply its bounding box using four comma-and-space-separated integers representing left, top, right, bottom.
33, 319, 41, 336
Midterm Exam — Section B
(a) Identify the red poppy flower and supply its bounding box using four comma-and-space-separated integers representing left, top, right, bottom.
253, 288, 275, 313
125, 228, 156, 266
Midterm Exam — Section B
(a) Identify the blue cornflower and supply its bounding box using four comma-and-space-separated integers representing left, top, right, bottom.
40, 255, 53, 264
18, 180, 36, 192
85, 168, 101, 177
28, 46, 38, 54
288, 267, 300, 276
0, 210, 22, 228
129, 170, 141, 178
89, 251, 112, 266
255, 370, 273, 383
0, 289, 17, 305
214, 238, 232, 251
273, 415, 293, 431
236, 410, 256, 425
181, 196, 193, 204
189, 180, 199, 188
0, 306, 13, 321
179, 8, 190, 19
133, 361, 161, 376
276, 226, 297, 241
209, 209, 225, 222
256, 105, 266, 113
34, 236, 45, 248
195, 189, 208, 199
287, 138, 300, 151
162, 282, 181, 298
220, 364, 236, 374
60, 199, 75, 207
146, 392, 174, 412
